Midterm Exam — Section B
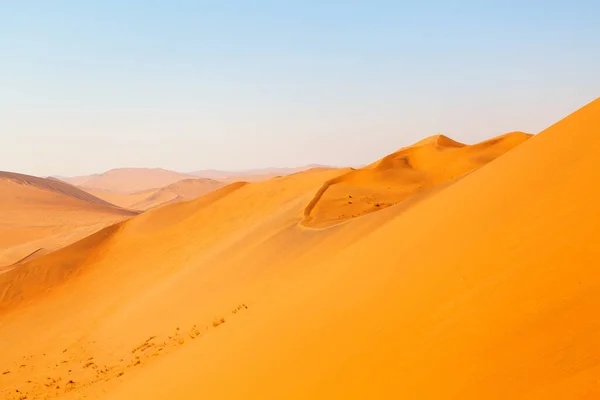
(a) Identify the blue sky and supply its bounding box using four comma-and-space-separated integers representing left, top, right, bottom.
1, 1, 599, 176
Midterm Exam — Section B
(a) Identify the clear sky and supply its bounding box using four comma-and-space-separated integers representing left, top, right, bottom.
1, 1, 599, 177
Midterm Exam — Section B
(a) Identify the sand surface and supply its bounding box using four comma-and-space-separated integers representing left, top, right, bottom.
1, 99, 599, 399
86, 178, 227, 211
0, 172, 137, 268
303, 132, 531, 227
83, 188, 159, 210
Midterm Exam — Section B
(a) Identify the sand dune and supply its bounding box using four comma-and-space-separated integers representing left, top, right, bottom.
303, 132, 531, 227
1, 99, 599, 400
84, 178, 226, 211
192, 164, 332, 183
128, 178, 226, 211
103, 99, 600, 399
60, 168, 197, 194
51, 174, 100, 187
59, 166, 327, 196
83, 188, 160, 210
0, 171, 137, 268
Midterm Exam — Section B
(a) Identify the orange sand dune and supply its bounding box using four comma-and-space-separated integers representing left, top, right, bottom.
128, 178, 226, 211
51, 174, 100, 187
0, 171, 137, 268
60, 168, 197, 194
84, 178, 226, 211
0, 167, 347, 399
303, 131, 531, 227
1, 99, 599, 400
84, 188, 159, 210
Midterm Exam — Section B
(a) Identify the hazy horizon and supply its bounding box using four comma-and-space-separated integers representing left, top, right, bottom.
2, 1, 599, 177
47, 163, 343, 179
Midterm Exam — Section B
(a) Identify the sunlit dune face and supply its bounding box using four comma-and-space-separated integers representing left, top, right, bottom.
303, 132, 531, 228
1, 99, 599, 400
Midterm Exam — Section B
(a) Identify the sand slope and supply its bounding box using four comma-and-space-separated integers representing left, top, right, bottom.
104, 98, 596, 400
128, 178, 226, 211
102, 100, 600, 399
85, 178, 226, 211
83, 188, 160, 210
60, 168, 197, 194
0, 172, 137, 268
1, 99, 599, 400
303, 132, 531, 227
51, 174, 100, 187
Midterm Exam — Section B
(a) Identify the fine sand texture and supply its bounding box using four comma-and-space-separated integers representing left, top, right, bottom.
1, 99, 599, 399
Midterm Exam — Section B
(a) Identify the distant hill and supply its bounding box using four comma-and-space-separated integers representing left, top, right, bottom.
81, 178, 226, 211
0, 171, 137, 267
192, 164, 333, 182
57, 168, 197, 194
302, 132, 532, 228
130, 178, 227, 211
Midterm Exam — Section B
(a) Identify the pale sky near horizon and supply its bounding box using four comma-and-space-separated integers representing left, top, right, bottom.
1, 1, 599, 177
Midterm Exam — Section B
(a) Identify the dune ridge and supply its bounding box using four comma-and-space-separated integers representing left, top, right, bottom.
0, 171, 124, 209
84, 178, 227, 211
98, 98, 600, 399
128, 178, 227, 211
303, 131, 531, 227
83, 188, 159, 210
0, 99, 598, 399
60, 168, 197, 194
0, 172, 137, 268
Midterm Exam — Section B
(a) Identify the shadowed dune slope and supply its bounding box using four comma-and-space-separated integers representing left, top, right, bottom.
1, 171, 123, 208
303, 131, 531, 227
0, 172, 137, 268
0, 99, 599, 399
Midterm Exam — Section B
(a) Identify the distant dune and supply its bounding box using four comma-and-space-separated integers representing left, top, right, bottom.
84, 187, 160, 210
58, 166, 330, 195
2, 171, 123, 208
303, 132, 532, 227
129, 178, 227, 211
0, 171, 137, 268
59, 168, 197, 194
84, 178, 227, 211
51, 174, 101, 187
192, 164, 332, 182
2, 99, 600, 400
63, 166, 336, 210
